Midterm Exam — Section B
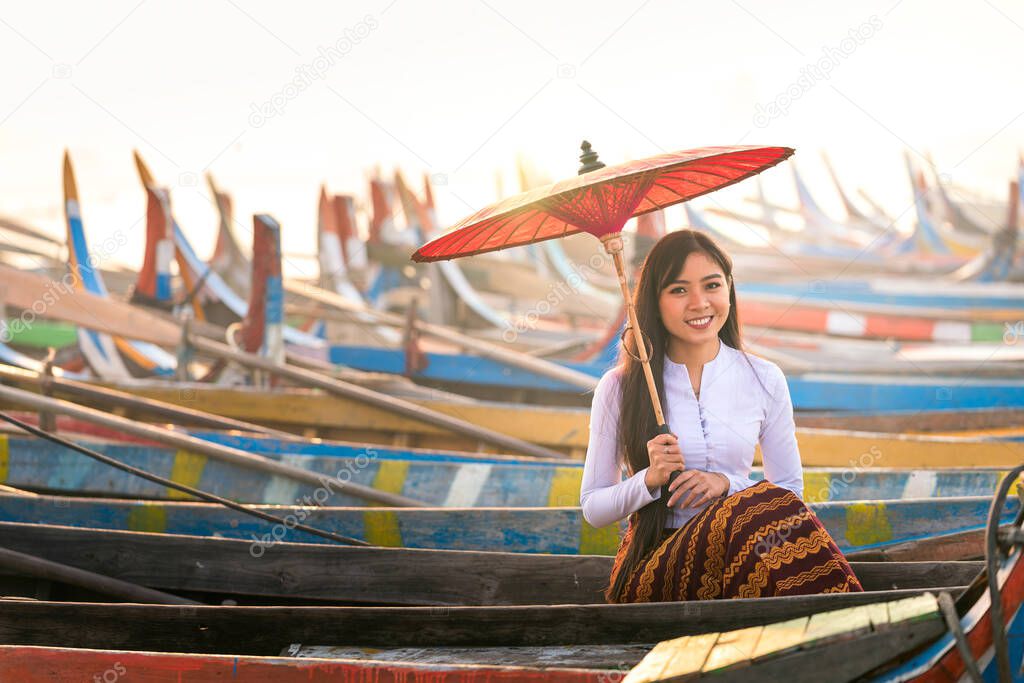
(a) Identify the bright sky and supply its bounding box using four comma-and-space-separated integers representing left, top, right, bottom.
0, 0, 1022, 277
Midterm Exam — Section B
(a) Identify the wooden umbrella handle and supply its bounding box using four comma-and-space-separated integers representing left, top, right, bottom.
603, 236, 667, 426
602, 235, 679, 506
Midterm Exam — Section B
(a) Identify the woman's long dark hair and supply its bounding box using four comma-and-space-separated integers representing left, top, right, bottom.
606, 229, 746, 602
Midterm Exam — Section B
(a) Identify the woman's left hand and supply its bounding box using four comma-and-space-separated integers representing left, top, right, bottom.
667, 471, 730, 508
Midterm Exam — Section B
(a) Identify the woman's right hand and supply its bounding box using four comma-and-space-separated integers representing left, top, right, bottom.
644, 432, 685, 490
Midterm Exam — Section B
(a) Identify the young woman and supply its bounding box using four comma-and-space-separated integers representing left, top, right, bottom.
581, 229, 862, 603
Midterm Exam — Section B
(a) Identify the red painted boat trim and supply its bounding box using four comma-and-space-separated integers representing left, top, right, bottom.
740, 299, 945, 342
2, 412, 161, 446
134, 187, 168, 300
0, 646, 612, 682
909, 546, 1024, 681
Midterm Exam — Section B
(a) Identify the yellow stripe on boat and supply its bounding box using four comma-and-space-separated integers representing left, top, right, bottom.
167, 450, 206, 500
127, 502, 167, 533
845, 502, 893, 547
801, 471, 833, 502
363, 462, 409, 547
547, 467, 583, 507
579, 521, 620, 556
0, 435, 8, 481
372, 460, 409, 497
363, 510, 402, 547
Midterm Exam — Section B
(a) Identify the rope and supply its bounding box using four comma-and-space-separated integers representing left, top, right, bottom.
984, 465, 1024, 682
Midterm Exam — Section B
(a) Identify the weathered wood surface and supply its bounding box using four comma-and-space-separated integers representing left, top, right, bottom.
0, 521, 983, 605
0, 544, 197, 606
1, 432, 1012, 507
625, 593, 942, 682
0, 588, 963, 653
845, 526, 989, 562
290, 644, 653, 670
0, 645, 612, 683
0, 491, 1012, 556
0, 521, 609, 606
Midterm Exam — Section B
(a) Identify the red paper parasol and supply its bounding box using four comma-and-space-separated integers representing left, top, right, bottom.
412, 142, 794, 429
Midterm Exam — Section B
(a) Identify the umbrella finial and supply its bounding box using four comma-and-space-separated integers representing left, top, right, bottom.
578, 140, 606, 175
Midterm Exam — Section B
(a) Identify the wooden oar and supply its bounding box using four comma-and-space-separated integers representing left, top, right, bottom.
283, 280, 600, 391
0, 545, 197, 605
0, 216, 63, 246
187, 334, 567, 460
0, 263, 181, 347
0, 383, 424, 507
0, 364, 294, 438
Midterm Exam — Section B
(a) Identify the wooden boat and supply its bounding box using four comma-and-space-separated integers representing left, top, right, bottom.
0, 479, 1015, 678
736, 278, 1024, 312
63, 153, 177, 380
0, 584, 973, 653
207, 173, 253, 298
69, 383, 1024, 466
0, 520, 981, 606
739, 298, 1006, 343
130, 152, 324, 350
789, 162, 887, 249
0, 432, 1015, 507
327, 333, 1024, 404
749, 328, 1024, 377
795, 406, 1024, 435
623, 471, 1024, 681
0, 491, 1014, 556
0, 645, 616, 683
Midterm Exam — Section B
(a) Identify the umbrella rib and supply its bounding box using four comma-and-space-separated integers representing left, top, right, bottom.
663, 168, 738, 184
672, 161, 792, 207
444, 221, 491, 255
528, 212, 553, 242
430, 224, 583, 261
476, 211, 523, 251
507, 209, 548, 245
649, 177, 711, 202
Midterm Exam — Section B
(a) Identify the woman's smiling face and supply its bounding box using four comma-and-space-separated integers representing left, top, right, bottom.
657, 251, 730, 347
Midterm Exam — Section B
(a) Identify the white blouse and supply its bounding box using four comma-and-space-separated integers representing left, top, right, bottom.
579, 341, 803, 530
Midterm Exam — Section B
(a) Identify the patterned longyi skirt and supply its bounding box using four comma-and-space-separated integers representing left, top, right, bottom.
608, 480, 863, 603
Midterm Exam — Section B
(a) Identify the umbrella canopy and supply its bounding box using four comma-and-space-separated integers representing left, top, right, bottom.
410, 142, 794, 451
412, 145, 793, 262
